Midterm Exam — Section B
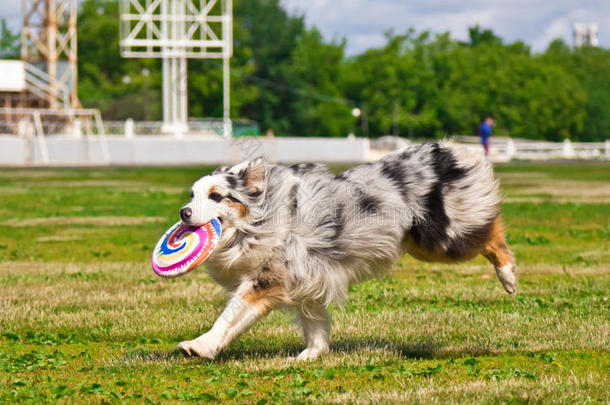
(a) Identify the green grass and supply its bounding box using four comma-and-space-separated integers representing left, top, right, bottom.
0, 163, 609, 403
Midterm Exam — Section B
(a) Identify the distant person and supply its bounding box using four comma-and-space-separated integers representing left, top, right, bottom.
478, 116, 494, 156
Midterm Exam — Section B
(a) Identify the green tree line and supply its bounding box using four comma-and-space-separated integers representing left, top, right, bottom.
1, 0, 609, 140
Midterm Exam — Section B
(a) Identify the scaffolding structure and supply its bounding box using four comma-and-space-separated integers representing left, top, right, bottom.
120, 0, 233, 137
573, 23, 599, 48
21, 0, 80, 109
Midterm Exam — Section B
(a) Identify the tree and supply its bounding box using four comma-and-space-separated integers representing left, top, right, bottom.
283, 29, 352, 137
343, 31, 443, 138
188, 0, 305, 131
467, 25, 503, 47
434, 34, 585, 140
542, 41, 610, 141
77, 0, 309, 130
78, 0, 161, 120
73, 1, 608, 141
0, 19, 20, 58
232, 0, 305, 134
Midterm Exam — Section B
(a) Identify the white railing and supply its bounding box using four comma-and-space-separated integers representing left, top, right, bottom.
0, 124, 608, 166
452, 136, 609, 161
23, 63, 71, 108
0, 108, 109, 165
103, 118, 246, 137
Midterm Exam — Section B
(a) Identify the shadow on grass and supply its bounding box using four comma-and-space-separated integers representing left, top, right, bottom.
119, 338, 495, 364
221, 337, 495, 361
330, 338, 494, 359
121, 347, 185, 363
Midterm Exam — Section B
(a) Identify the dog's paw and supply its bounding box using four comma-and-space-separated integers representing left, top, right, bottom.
296, 347, 328, 361
178, 337, 218, 359
495, 263, 518, 294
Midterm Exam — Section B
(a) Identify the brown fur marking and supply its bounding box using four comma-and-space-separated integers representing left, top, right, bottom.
404, 238, 458, 263
243, 259, 290, 310
208, 185, 247, 217
228, 201, 247, 218
244, 160, 265, 191
405, 216, 512, 264
482, 217, 514, 267
404, 223, 493, 263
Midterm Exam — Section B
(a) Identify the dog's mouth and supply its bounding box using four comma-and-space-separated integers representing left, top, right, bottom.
181, 217, 223, 228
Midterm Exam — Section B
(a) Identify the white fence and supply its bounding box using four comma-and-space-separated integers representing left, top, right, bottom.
0, 135, 370, 166
0, 108, 109, 165
0, 117, 608, 166
452, 136, 610, 162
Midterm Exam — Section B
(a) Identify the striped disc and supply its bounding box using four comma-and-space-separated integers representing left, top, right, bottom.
151, 218, 221, 278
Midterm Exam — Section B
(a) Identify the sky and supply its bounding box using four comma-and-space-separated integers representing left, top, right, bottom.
280, 0, 610, 55
1, 2, 19, 31
1, 1, 608, 55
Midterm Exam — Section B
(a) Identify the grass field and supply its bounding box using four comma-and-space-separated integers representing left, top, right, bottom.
0, 162, 609, 403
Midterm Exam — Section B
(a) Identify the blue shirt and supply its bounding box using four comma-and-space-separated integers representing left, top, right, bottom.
478, 122, 492, 140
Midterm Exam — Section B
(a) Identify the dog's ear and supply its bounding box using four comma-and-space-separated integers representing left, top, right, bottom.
242, 157, 266, 193
212, 165, 229, 175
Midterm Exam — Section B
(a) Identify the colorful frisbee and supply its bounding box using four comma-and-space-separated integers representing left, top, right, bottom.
151, 218, 222, 278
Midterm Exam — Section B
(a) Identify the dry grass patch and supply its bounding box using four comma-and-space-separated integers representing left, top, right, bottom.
0, 170, 73, 178
13, 179, 148, 188
0, 216, 167, 227
0, 186, 30, 195
504, 195, 610, 203
0, 164, 608, 404
500, 174, 610, 203
35, 235, 83, 242
397, 259, 609, 276
321, 374, 606, 404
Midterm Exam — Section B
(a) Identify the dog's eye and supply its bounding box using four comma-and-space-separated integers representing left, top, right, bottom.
190, 191, 194, 199
209, 192, 223, 203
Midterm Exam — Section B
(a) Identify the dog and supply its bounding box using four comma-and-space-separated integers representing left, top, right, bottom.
177, 141, 517, 360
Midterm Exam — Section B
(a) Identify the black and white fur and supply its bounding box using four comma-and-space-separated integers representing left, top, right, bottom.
177, 141, 517, 360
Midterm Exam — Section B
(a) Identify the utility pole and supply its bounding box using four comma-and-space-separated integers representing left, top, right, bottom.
392, 100, 399, 136
361, 105, 369, 138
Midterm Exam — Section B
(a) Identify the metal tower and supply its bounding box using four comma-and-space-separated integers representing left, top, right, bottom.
573, 23, 599, 48
21, 0, 80, 109
120, 0, 233, 137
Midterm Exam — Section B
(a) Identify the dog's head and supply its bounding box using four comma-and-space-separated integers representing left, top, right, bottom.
180, 157, 266, 228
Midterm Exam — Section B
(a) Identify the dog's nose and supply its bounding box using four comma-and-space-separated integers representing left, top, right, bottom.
180, 207, 192, 222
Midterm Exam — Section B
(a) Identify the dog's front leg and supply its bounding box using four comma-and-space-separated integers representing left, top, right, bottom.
297, 303, 331, 360
178, 282, 275, 359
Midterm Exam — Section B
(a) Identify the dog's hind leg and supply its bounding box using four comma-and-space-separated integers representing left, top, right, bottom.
178, 280, 284, 359
296, 303, 331, 361
482, 217, 518, 294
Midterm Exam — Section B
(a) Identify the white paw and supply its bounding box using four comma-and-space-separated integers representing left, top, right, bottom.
178, 335, 219, 359
496, 263, 518, 294
296, 347, 328, 361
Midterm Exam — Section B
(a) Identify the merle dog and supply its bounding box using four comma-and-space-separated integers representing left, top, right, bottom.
176, 141, 517, 360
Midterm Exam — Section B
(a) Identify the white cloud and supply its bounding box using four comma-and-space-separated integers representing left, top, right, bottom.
532, 17, 571, 51
2, 1, 608, 54
0, 2, 21, 30
281, 0, 610, 54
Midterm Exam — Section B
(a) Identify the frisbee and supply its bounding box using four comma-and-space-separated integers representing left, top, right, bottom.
151, 218, 222, 278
